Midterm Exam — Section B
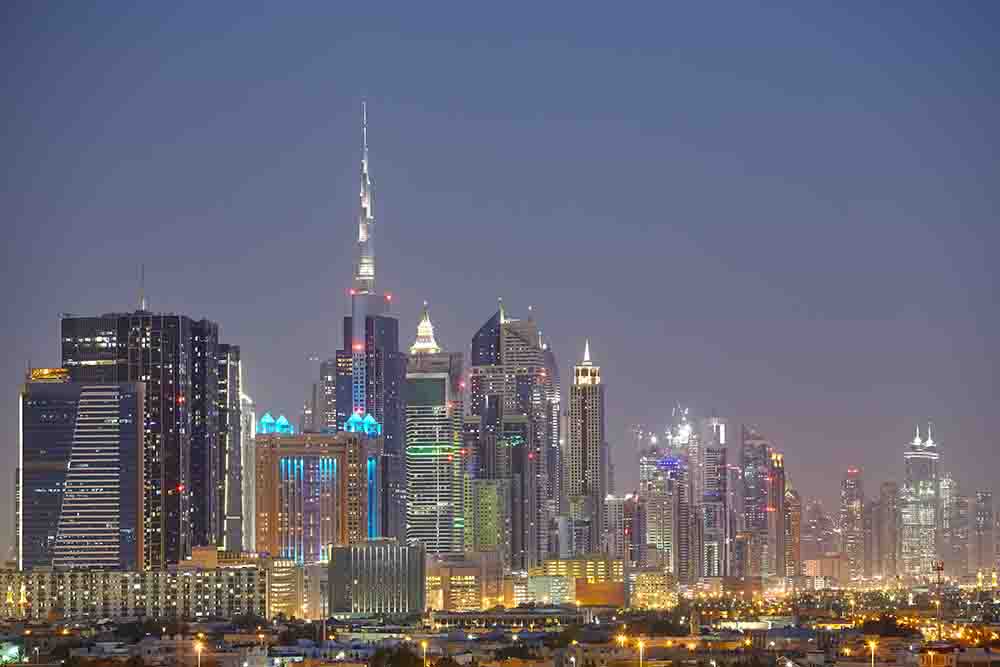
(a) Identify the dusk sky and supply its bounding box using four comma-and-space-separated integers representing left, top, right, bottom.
2, 3, 998, 556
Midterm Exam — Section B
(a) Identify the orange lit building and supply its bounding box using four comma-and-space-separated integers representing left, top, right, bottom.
255, 432, 377, 561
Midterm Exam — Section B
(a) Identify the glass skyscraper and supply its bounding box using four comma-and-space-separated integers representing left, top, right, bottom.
18, 370, 143, 570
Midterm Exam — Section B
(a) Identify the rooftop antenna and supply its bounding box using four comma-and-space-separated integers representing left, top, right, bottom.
138, 264, 147, 311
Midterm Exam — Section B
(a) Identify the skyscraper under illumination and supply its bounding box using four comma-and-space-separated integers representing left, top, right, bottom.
901, 423, 940, 577
334, 103, 407, 540
405, 303, 465, 555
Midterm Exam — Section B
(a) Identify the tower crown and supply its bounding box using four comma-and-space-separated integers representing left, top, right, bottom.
574, 339, 600, 385
409, 301, 442, 355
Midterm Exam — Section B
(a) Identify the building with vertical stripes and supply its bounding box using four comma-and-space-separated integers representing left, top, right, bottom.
405, 303, 465, 555
254, 432, 379, 563
329, 539, 425, 617
18, 369, 144, 570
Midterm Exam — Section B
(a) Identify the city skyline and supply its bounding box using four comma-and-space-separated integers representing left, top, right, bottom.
2, 3, 998, 559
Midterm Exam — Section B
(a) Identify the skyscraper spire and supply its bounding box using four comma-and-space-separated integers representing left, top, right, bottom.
498, 297, 506, 324
354, 101, 376, 294
582, 339, 592, 365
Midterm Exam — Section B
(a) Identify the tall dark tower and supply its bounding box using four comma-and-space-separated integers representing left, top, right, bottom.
61, 307, 239, 567
334, 102, 407, 540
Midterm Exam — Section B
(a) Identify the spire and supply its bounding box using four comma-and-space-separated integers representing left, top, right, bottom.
582, 339, 592, 365
410, 301, 442, 355
925, 420, 935, 446
138, 264, 147, 311
498, 297, 506, 324
912, 424, 922, 446
354, 100, 376, 294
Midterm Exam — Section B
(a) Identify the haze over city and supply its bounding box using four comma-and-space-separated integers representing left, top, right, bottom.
2, 1, 998, 565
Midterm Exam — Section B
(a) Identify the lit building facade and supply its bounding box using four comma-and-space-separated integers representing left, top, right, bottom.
0, 566, 266, 621
240, 392, 256, 551
841, 467, 865, 581
901, 423, 940, 577
217, 344, 243, 551
784, 485, 802, 579
61, 310, 240, 567
334, 104, 407, 542
566, 341, 607, 557
702, 445, 729, 578
254, 432, 377, 562
467, 302, 555, 569
18, 371, 144, 571
329, 539, 425, 617
973, 491, 995, 574
405, 304, 465, 555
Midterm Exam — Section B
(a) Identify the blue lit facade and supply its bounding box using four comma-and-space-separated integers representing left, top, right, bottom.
278, 455, 338, 563
259, 412, 295, 435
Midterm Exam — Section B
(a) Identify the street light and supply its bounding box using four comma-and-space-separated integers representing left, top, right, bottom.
195, 642, 203, 667
868, 640, 877, 667
421, 640, 427, 667
638, 640, 645, 667
32, 648, 39, 664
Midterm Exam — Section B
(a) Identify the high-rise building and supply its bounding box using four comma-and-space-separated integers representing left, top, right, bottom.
217, 344, 243, 551
254, 431, 378, 561
566, 340, 607, 558
740, 426, 772, 577
542, 337, 562, 527
61, 310, 240, 567
876, 482, 900, 579
841, 467, 865, 581
329, 539, 425, 618
334, 104, 407, 541
765, 451, 786, 579
901, 423, 940, 577
702, 445, 729, 578
240, 392, 256, 551
784, 484, 802, 579
972, 491, 995, 574
939, 474, 969, 577
604, 494, 644, 566
405, 303, 465, 555
18, 369, 144, 570
466, 302, 555, 569
319, 359, 338, 432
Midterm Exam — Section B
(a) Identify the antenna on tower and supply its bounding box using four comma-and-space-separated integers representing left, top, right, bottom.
138, 264, 147, 311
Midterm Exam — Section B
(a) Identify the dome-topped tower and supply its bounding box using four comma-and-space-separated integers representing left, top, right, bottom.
409, 301, 442, 355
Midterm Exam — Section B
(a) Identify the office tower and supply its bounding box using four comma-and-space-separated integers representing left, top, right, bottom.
329, 539, 426, 617
667, 407, 702, 502
18, 369, 144, 570
765, 451, 786, 579
604, 494, 645, 566
467, 302, 555, 569
333, 104, 406, 541
901, 423, 940, 577
877, 482, 900, 579
702, 445, 728, 578
405, 303, 464, 555
240, 392, 256, 551
566, 340, 607, 558
973, 491, 995, 573
740, 426, 772, 577
469, 479, 510, 564
217, 344, 243, 551
542, 337, 562, 523
801, 499, 837, 562
61, 309, 239, 567
841, 467, 865, 581
319, 358, 338, 432
939, 474, 957, 571
255, 431, 377, 561
785, 484, 802, 579
950, 494, 971, 578
299, 384, 318, 434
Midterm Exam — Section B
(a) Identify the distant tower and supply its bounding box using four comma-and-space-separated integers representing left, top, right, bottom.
405, 303, 464, 555
784, 482, 802, 578
334, 102, 407, 540
972, 491, 995, 574
901, 423, 940, 577
841, 467, 865, 581
566, 340, 607, 556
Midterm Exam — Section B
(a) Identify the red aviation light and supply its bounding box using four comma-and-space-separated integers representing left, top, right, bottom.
385, 293, 392, 302
177, 484, 185, 492
352, 343, 364, 352
349, 288, 356, 296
